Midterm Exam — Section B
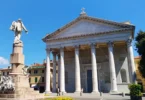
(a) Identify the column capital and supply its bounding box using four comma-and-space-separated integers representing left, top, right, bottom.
126, 39, 132, 47
52, 51, 57, 55
108, 41, 114, 47
90, 43, 96, 49
46, 48, 51, 54
74, 45, 80, 50
57, 52, 60, 55
60, 46, 65, 50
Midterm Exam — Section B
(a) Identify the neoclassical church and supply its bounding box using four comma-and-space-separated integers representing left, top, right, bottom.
42, 9, 136, 94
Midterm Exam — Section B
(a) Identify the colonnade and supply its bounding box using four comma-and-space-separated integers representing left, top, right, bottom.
45, 40, 136, 94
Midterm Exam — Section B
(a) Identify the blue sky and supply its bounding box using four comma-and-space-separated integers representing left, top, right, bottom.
0, 0, 145, 68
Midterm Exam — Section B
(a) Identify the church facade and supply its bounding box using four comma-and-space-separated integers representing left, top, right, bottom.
43, 11, 136, 94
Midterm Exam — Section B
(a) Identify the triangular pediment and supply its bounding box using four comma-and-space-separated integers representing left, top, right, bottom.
52, 20, 123, 39
43, 16, 134, 42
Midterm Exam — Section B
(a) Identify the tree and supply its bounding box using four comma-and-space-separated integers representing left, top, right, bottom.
135, 30, 145, 78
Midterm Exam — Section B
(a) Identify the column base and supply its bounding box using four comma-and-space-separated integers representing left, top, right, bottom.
74, 91, 81, 94
110, 90, 118, 94
45, 91, 52, 94
91, 91, 100, 94
60, 91, 66, 95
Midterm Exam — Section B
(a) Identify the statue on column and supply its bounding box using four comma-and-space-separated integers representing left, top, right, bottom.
9, 18, 28, 44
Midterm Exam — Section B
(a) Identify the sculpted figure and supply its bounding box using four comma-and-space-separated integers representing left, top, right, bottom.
10, 19, 28, 44
0, 76, 15, 92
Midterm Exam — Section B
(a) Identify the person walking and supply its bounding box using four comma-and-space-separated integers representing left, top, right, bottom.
57, 87, 60, 96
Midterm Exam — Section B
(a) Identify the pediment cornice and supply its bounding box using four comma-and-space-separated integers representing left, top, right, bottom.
45, 28, 132, 42
42, 16, 135, 42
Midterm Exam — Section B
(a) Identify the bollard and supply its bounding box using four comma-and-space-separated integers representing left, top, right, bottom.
80, 88, 83, 96
122, 92, 125, 97
80, 92, 82, 96
100, 92, 103, 96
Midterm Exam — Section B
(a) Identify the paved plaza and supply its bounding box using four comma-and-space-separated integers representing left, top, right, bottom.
0, 93, 145, 100
45, 93, 145, 100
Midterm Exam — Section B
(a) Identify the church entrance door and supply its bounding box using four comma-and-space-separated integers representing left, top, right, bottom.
87, 70, 92, 93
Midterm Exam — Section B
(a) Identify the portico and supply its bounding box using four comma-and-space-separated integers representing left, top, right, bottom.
43, 10, 136, 94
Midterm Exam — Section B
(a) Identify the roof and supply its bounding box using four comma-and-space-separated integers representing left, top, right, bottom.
42, 15, 135, 42
134, 56, 141, 59
28, 66, 46, 69
0, 68, 12, 71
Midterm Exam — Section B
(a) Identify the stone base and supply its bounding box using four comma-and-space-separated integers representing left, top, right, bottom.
0, 87, 43, 99
0, 94, 19, 98
7, 73, 42, 99
74, 91, 81, 94
60, 91, 66, 95
45, 91, 52, 94
0, 93, 44, 99
91, 91, 100, 94
110, 91, 118, 94
11, 73, 30, 88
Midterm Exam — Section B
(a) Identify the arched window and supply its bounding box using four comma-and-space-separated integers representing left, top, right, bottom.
120, 69, 127, 83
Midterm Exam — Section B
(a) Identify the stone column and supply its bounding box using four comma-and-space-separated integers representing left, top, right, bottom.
91, 43, 99, 93
127, 39, 136, 83
52, 52, 57, 92
108, 42, 117, 92
58, 54, 60, 88
74, 45, 81, 93
60, 47, 65, 93
45, 48, 51, 94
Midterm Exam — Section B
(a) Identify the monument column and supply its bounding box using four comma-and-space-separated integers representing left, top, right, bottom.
45, 48, 51, 94
52, 52, 57, 92
74, 45, 81, 93
108, 42, 117, 92
127, 39, 136, 83
90, 43, 99, 93
60, 47, 66, 93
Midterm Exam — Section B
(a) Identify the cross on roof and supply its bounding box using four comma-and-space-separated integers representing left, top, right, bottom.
81, 7, 85, 12
80, 7, 87, 16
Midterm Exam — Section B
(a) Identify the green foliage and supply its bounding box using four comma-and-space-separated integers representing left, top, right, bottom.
135, 30, 145, 78
43, 96, 73, 100
128, 84, 142, 96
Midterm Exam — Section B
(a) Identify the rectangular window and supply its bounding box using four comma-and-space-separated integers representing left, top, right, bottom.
34, 70, 38, 74
42, 77, 44, 82
3, 72, 5, 75
65, 71, 68, 84
42, 70, 45, 73
35, 77, 37, 83
7, 72, 9, 75
29, 78, 31, 82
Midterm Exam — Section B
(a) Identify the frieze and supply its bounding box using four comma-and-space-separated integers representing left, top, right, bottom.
46, 32, 130, 49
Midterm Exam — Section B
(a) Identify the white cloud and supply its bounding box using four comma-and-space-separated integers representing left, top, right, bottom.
0, 57, 9, 65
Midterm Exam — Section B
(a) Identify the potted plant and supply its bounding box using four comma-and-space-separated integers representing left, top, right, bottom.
128, 84, 142, 100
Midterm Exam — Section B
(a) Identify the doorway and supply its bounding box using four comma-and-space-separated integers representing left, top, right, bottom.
87, 70, 92, 93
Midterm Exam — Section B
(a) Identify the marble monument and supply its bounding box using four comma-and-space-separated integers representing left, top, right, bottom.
0, 19, 43, 99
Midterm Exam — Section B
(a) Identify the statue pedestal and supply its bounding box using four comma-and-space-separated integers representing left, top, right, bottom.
10, 43, 30, 90
0, 43, 44, 99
